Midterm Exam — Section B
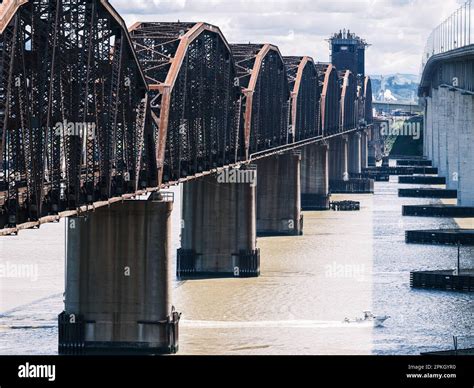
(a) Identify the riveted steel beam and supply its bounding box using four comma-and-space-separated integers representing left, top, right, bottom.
0, 0, 148, 229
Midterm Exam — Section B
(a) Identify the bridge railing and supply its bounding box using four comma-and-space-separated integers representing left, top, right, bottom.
422, 0, 473, 71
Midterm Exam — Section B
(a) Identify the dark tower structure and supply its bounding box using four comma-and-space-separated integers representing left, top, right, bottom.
329, 29, 369, 77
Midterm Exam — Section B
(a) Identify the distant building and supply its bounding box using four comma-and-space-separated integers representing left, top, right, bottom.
328, 29, 369, 77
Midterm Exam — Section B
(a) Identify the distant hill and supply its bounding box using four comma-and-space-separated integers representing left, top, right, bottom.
369, 74, 419, 103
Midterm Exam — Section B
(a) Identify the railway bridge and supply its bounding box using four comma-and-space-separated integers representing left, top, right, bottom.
0, 0, 374, 354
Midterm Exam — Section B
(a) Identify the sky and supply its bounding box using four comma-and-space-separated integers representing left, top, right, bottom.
111, 0, 466, 76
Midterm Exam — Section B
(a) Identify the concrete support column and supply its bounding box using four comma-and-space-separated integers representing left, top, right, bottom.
329, 136, 348, 183
256, 151, 303, 236
431, 88, 440, 170
423, 99, 427, 159
179, 167, 259, 278
62, 194, 179, 354
329, 138, 338, 181
361, 130, 369, 169
342, 135, 349, 179
437, 87, 449, 178
367, 125, 378, 167
446, 90, 460, 190
438, 87, 451, 179
458, 94, 474, 206
424, 96, 432, 160
301, 143, 330, 210
348, 132, 362, 175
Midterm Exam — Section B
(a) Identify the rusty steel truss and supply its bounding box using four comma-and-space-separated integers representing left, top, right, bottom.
317, 64, 340, 136
363, 76, 373, 125
0, 2, 373, 233
0, 0, 148, 229
231, 43, 290, 157
339, 70, 358, 131
284, 56, 321, 142
129, 22, 240, 183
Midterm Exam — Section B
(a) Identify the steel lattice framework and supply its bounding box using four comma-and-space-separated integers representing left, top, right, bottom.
317, 64, 340, 136
231, 44, 290, 157
0, 4, 373, 233
339, 70, 358, 131
129, 22, 240, 183
363, 76, 373, 125
0, 0, 148, 229
284, 56, 321, 142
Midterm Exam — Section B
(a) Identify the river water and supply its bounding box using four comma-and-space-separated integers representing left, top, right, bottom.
0, 175, 473, 355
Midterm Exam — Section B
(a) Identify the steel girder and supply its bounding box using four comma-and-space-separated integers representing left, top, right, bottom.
0, 1, 30, 34
317, 64, 340, 136
231, 43, 290, 157
129, 22, 240, 184
339, 70, 358, 132
363, 76, 373, 125
0, 0, 148, 229
284, 56, 321, 142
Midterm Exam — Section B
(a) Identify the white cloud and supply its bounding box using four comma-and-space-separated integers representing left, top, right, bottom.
110, 0, 466, 75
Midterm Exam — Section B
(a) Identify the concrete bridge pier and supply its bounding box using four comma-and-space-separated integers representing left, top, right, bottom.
348, 132, 362, 176
361, 130, 369, 169
329, 136, 348, 186
178, 167, 260, 278
446, 89, 460, 191
301, 144, 330, 210
424, 88, 474, 205
256, 151, 303, 235
424, 96, 433, 162
438, 88, 449, 180
456, 93, 474, 205
368, 123, 383, 166
430, 88, 446, 176
60, 193, 179, 355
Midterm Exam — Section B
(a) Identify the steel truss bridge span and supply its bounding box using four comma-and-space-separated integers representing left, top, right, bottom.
0, 2, 373, 234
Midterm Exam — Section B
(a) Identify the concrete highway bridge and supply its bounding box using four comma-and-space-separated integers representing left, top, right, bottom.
419, 0, 474, 206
